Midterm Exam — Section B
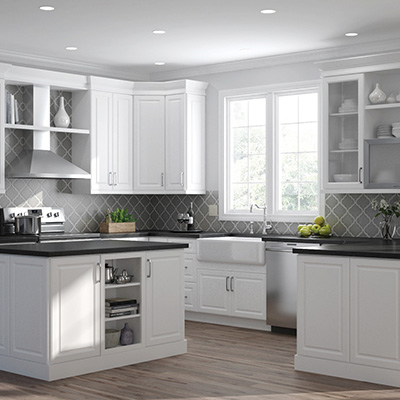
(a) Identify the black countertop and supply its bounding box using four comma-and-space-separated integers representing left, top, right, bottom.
293, 239, 400, 259
0, 239, 188, 257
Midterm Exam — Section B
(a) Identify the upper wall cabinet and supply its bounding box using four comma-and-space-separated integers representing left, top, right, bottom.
73, 77, 135, 195
133, 80, 207, 194
318, 53, 400, 193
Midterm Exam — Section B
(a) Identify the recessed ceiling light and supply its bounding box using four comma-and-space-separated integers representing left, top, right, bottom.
154, 62, 165, 66
345, 32, 358, 37
260, 9, 276, 14
39, 5, 55, 11
65, 46, 78, 51
153, 30, 166, 35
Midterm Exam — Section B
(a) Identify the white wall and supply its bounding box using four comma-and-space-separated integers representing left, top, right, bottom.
188, 61, 322, 190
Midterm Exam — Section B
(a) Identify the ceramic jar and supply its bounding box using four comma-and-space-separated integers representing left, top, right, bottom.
368, 83, 387, 104
120, 323, 134, 345
54, 96, 70, 128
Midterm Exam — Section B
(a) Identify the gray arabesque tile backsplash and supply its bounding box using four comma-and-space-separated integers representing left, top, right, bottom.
0, 178, 398, 238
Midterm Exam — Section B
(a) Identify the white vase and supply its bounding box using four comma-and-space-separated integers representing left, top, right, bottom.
369, 83, 387, 104
54, 96, 70, 128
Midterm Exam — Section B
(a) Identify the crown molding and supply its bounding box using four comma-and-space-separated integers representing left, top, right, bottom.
150, 38, 400, 81
0, 49, 149, 82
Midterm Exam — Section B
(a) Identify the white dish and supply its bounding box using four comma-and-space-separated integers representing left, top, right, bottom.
333, 174, 357, 182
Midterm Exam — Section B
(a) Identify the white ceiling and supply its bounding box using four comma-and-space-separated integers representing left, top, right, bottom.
1, 0, 400, 80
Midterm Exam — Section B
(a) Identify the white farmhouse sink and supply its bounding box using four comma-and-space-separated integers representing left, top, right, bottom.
197, 236, 265, 265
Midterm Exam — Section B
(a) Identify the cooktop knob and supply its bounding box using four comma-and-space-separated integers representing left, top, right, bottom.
47, 212, 52, 217
54, 212, 59, 217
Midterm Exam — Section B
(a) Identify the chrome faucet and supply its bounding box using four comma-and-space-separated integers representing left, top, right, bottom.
250, 203, 273, 234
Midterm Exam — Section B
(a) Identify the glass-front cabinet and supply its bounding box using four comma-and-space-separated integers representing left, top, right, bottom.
323, 74, 364, 191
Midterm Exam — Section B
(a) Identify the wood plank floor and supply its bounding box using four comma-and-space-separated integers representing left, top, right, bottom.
0, 321, 398, 400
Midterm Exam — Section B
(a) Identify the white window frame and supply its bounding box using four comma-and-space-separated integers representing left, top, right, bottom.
219, 80, 323, 223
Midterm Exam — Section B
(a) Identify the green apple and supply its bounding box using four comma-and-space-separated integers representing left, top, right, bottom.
297, 224, 305, 232
314, 216, 325, 225
319, 225, 332, 237
300, 227, 312, 237
307, 224, 313, 230
311, 224, 321, 234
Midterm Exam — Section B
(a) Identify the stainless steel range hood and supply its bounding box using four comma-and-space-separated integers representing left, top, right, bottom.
6, 149, 91, 179
6, 128, 90, 180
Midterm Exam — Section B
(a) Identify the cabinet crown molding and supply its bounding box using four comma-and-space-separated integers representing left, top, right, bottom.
316, 51, 400, 77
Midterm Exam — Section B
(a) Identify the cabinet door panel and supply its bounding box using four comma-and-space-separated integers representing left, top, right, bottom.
165, 94, 185, 191
184, 282, 197, 311
297, 255, 349, 362
198, 269, 230, 315
0, 255, 9, 356
351, 258, 400, 369
91, 91, 113, 193
51, 256, 100, 364
231, 272, 266, 320
10, 257, 48, 363
134, 96, 165, 191
146, 251, 184, 346
113, 93, 133, 192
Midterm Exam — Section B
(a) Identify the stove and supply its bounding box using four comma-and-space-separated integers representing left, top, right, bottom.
0, 207, 101, 242
0, 207, 65, 235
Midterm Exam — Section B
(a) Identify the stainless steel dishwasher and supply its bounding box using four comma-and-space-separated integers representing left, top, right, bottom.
266, 241, 317, 330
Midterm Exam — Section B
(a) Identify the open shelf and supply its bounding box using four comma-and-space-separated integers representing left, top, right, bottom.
105, 313, 140, 323
105, 282, 140, 290
5, 123, 89, 135
365, 103, 400, 110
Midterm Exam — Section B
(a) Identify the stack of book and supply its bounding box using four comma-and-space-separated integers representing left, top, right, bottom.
105, 298, 139, 318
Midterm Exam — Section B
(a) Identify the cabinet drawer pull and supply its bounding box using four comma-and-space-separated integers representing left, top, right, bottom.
226, 276, 230, 291
108, 172, 113, 186
184, 296, 188, 299
359, 167, 363, 184
230, 276, 234, 292
113, 172, 117, 186
147, 259, 152, 278
161, 172, 164, 187
180, 172, 184, 187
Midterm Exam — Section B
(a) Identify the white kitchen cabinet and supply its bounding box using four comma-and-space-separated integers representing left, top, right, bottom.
1, 248, 186, 381
133, 95, 165, 192
9, 256, 48, 364
297, 255, 350, 362
322, 74, 364, 191
50, 255, 101, 364
133, 80, 207, 194
320, 55, 400, 193
145, 250, 185, 346
350, 257, 400, 370
0, 255, 9, 355
151, 237, 200, 312
90, 90, 133, 193
197, 268, 266, 320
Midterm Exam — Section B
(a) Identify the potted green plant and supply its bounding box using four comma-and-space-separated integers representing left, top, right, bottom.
99, 208, 137, 233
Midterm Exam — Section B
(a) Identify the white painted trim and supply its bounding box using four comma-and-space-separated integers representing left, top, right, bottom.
185, 311, 270, 331
295, 354, 400, 388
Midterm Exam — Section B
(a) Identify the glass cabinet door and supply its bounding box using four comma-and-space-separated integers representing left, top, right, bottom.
323, 74, 364, 190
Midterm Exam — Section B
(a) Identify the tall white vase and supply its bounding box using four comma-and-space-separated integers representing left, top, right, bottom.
54, 96, 70, 128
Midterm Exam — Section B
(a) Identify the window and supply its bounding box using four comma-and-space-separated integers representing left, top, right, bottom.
220, 83, 321, 222
275, 90, 319, 215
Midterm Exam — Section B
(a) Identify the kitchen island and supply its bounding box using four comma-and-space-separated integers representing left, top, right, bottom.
0, 240, 187, 381
293, 241, 400, 388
